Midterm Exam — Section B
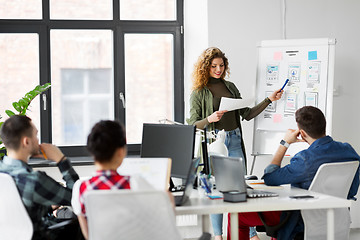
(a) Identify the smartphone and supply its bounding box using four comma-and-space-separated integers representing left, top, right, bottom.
289, 195, 314, 199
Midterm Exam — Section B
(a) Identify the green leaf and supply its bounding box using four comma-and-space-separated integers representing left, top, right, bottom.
4, 83, 51, 117
23, 94, 32, 102
5, 110, 15, 117
19, 98, 28, 107
26, 92, 35, 99
39, 83, 51, 91
12, 102, 22, 112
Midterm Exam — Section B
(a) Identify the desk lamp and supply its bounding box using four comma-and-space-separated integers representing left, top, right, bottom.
208, 129, 228, 157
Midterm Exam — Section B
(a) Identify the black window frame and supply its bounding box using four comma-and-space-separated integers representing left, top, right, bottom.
0, 0, 184, 158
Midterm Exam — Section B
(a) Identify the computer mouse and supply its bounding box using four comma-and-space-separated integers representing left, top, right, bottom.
245, 175, 258, 180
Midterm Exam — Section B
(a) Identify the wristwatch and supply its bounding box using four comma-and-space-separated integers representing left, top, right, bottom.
280, 139, 290, 148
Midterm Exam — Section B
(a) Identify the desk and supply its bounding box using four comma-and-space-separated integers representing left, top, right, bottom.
175, 185, 350, 240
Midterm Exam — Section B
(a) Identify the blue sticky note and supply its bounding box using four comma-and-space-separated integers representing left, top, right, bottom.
308, 51, 317, 60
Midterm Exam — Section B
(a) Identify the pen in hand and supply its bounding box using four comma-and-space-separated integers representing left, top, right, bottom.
40, 147, 48, 160
280, 79, 289, 92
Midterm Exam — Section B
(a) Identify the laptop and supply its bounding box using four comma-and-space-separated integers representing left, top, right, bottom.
211, 155, 278, 198
174, 157, 200, 206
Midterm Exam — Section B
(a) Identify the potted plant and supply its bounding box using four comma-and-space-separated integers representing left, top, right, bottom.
0, 83, 51, 159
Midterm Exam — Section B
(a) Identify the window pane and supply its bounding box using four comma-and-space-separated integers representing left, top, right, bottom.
61, 69, 84, 95
0, 0, 41, 19
0, 34, 41, 132
63, 101, 84, 144
51, 30, 114, 146
120, 0, 176, 20
88, 69, 111, 94
125, 34, 174, 144
50, 0, 112, 20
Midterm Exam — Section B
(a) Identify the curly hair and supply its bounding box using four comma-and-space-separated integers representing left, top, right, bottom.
192, 47, 230, 91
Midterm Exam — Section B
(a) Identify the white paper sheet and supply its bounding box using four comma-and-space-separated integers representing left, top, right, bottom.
218, 97, 254, 111
117, 158, 171, 191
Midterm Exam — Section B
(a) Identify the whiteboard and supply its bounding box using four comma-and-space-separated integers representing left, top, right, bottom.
252, 38, 336, 156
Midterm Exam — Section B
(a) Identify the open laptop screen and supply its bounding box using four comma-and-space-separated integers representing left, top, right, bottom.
211, 155, 247, 193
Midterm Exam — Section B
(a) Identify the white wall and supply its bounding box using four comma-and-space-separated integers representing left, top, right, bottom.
184, 0, 209, 120
203, 0, 360, 165
207, 0, 283, 167
285, 0, 360, 149
185, 0, 360, 228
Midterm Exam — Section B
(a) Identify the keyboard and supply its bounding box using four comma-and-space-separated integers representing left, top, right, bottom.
247, 189, 279, 198
174, 195, 183, 204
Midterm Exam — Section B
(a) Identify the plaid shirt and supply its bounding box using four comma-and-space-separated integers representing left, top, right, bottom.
0, 156, 79, 232
79, 170, 130, 215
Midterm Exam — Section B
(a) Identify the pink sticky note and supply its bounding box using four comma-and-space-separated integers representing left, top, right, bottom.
273, 114, 282, 123
274, 52, 282, 61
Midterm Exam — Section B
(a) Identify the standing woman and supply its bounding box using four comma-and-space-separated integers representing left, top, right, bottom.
187, 47, 283, 240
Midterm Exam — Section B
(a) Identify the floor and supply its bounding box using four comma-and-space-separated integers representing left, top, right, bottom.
187, 228, 360, 240
256, 228, 360, 240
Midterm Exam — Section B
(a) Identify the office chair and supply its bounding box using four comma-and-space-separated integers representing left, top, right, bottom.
256, 161, 359, 240
0, 172, 83, 240
301, 161, 359, 240
85, 190, 211, 240
0, 172, 33, 240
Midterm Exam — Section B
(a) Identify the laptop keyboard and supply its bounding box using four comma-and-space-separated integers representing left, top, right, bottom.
174, 195, 183, 205
247, 189, 279, 198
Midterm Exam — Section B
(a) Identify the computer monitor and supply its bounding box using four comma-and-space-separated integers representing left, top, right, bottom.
140, 123, 196, 179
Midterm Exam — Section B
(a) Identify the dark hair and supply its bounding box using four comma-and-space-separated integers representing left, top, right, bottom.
295, 106, 326, 139
87, 120, 126, 162
0, 115, 33, 150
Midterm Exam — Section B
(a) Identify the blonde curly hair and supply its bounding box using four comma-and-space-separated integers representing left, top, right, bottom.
192, 47, 230, 91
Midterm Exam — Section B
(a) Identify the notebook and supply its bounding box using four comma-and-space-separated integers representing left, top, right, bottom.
211, 155, 278, 198
174, 157, 200, 206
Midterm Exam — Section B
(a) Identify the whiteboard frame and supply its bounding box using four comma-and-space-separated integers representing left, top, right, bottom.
252, 38, 336, 156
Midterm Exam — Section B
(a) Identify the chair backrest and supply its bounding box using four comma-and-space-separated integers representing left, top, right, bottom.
85, 189, 183, 240
308, 161, 359, 198
302, 161, 359, 240
0, 173, 33, 240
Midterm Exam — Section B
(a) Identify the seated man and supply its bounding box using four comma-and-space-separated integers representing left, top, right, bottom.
0, 115, 80, 239
227, 106, 360, 240
71, 120, 173, 239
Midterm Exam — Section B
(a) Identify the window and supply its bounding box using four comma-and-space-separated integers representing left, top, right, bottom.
124, 34, 174, 144
0, 34, 41, 133
120, 0, 176, 20
50, 30, 114, 146
59, 68, 113, 145
0, 0, 42, 19
0, 0, 184, 157
50, 0, 112, 20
